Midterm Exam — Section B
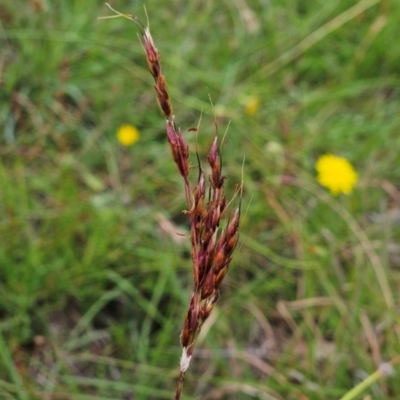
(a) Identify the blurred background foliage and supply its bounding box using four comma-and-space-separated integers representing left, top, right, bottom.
1, 0, 400, 399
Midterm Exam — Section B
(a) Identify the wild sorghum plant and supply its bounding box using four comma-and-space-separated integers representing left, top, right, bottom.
101, 6, 242, 399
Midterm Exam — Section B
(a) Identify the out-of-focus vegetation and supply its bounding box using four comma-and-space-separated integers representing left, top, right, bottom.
1, 0, 400, 399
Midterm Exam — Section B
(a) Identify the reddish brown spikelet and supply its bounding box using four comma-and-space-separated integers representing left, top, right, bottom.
208, 136, 219, 167
212, 246, 226, 274
225, 208, 240, 254
214, 266, 228, 287
154, 75, 173, 118
208, 137, 227, 189
166, 119, 179, 147
166, 121, 189, 180
142, 28, 159, 75
201, 271, 214, 300
181, 294, 200, 348
141, 27, 173, 119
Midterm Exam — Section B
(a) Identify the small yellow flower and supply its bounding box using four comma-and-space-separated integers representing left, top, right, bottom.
316, 154, 358, 195
117, 124, 140, 146
244, 96, 260, 116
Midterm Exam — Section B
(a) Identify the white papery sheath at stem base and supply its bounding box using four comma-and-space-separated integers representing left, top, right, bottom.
180, 347, 192, 372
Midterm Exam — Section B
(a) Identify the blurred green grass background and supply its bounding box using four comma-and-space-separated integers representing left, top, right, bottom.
1, 0, 400, 399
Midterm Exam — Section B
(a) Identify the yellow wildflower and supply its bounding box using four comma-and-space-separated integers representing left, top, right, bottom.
316, 154, 358, 195
117, 124, 140, 146
244, 96, 260, 116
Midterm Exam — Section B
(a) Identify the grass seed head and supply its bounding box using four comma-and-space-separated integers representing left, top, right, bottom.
129, 14, 241, 396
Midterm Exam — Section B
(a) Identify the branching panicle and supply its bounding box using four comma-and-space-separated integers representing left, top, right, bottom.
108, 10, 243, 399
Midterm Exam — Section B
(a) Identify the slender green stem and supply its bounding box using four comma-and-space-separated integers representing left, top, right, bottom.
339, 357, 400, 400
